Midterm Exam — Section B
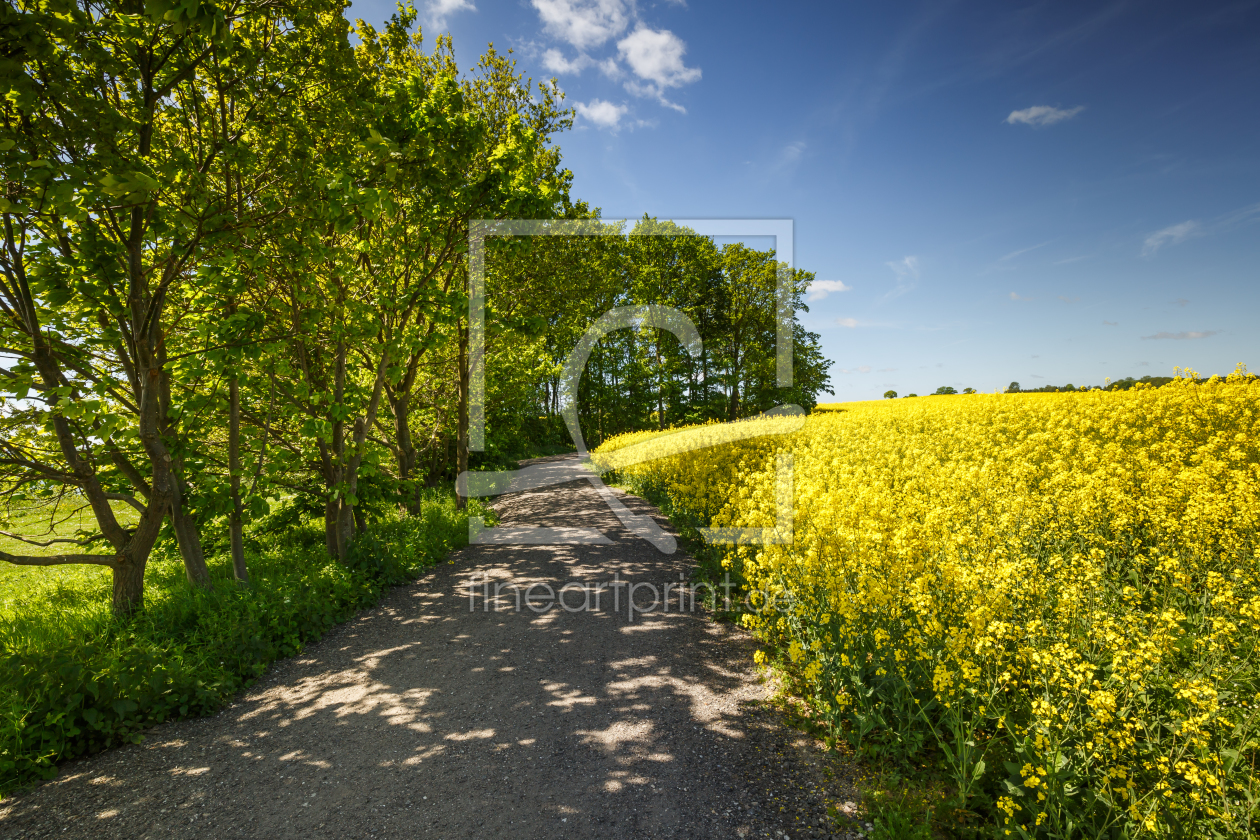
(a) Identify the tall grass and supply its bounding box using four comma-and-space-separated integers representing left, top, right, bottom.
0, 490, 481, 796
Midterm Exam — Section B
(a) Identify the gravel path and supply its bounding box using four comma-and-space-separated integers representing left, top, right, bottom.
0, 456, 863, 839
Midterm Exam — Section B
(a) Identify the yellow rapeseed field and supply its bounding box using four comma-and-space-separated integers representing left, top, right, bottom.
594, 367, 1260, 839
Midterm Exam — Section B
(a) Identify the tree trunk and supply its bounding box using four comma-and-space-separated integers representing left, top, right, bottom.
111, 555, 147, 616
170, 491, 213, 587
391, 389, 421, 515
456, 320, 469, 511
228, 375, 249, 585
330, 340, 349, 559
340, 348, 391, 553
655, 335, 666, 430
338, 475, 356, 556
325, 498, 341, 559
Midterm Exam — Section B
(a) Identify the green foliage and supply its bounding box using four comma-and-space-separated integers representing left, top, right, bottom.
493, 221, 836, 450
859, 774, 938, 840
0, 490, 479, 796
884, 390, 897, 399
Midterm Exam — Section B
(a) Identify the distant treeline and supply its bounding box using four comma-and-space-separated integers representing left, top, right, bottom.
879, 372, 1254, 400
1008, 373, 1257, 394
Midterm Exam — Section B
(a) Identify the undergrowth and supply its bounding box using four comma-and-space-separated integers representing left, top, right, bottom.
0, 490, 486, 797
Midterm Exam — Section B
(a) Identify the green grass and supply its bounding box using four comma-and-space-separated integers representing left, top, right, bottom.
0, 497, 138, 596
0, 490, 485, 798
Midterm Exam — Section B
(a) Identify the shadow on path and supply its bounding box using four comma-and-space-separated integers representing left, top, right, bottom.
0, 455, 860, 840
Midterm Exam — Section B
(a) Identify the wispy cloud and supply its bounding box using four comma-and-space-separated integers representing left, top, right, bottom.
424, 0, 476, 30
1010, 291, 1032, 301
1141, 330, 1219, 340
807, 280, 851, 302
575, 98, 628, 129
1103, 320, 1118, 326
531, 0, 629, 50
1058, 295, 1079, 303
541, 48, 593, 74
838, 365, 873, 374
1173, 298, 1190, 307
773, 140, 806, 170
1006, 105, 1085, 127
598, 57, 622, 79
998, 241, 1051, 262
837, 317, 860, 328
1142, 202, 1260, 256
1142, 220, 1199, 255
881, 256, 918, 300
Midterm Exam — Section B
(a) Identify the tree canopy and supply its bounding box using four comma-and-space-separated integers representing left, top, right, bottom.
0, 1, 832, 615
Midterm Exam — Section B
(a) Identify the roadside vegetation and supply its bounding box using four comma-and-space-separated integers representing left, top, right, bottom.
0, 0, 833, 796
596, 369, 1260, 839
0, 491, 484, 794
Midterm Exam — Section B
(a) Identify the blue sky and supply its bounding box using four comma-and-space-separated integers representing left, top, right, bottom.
351, 0, 1260, 399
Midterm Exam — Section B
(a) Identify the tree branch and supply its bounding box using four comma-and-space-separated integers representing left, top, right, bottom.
0, 550, 119, 568
0, 530, 106, 548
105, 493, 148, 515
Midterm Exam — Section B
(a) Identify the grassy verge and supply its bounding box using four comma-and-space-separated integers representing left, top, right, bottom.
0, 490, 486, 798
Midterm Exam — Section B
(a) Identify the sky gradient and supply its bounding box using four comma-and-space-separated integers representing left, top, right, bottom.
351, 0, 1260, 399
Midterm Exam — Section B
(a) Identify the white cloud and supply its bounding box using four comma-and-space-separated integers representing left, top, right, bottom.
837, 317, 859, 328
1140, 203, 1260, 256
1142, 220, 1199, 255
1141, 330, 1219, 340
575, 98, 628, 129
531, 0, 630, 50
1010, 291, 1032, 301
878, 256, 918, 301
771, 140, 807, 171
807, 280, 851, 302
887, 256, 919, 280
624, 81, 687, 112
598, 57, 623, 79
424, 0, 476, 29
541, 48, 592, 75
617, 26, 701, 95
1006, 105, 1085, 127
1103, 320, 1118, 326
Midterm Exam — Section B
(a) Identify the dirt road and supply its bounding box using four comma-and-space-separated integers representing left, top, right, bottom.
0, 458, 862, 839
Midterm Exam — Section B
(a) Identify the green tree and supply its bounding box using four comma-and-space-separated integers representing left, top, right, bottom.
0, 0, 348, 613
884, 390, 897, 399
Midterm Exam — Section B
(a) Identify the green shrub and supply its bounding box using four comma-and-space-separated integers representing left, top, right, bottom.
0, 492, 480, 796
